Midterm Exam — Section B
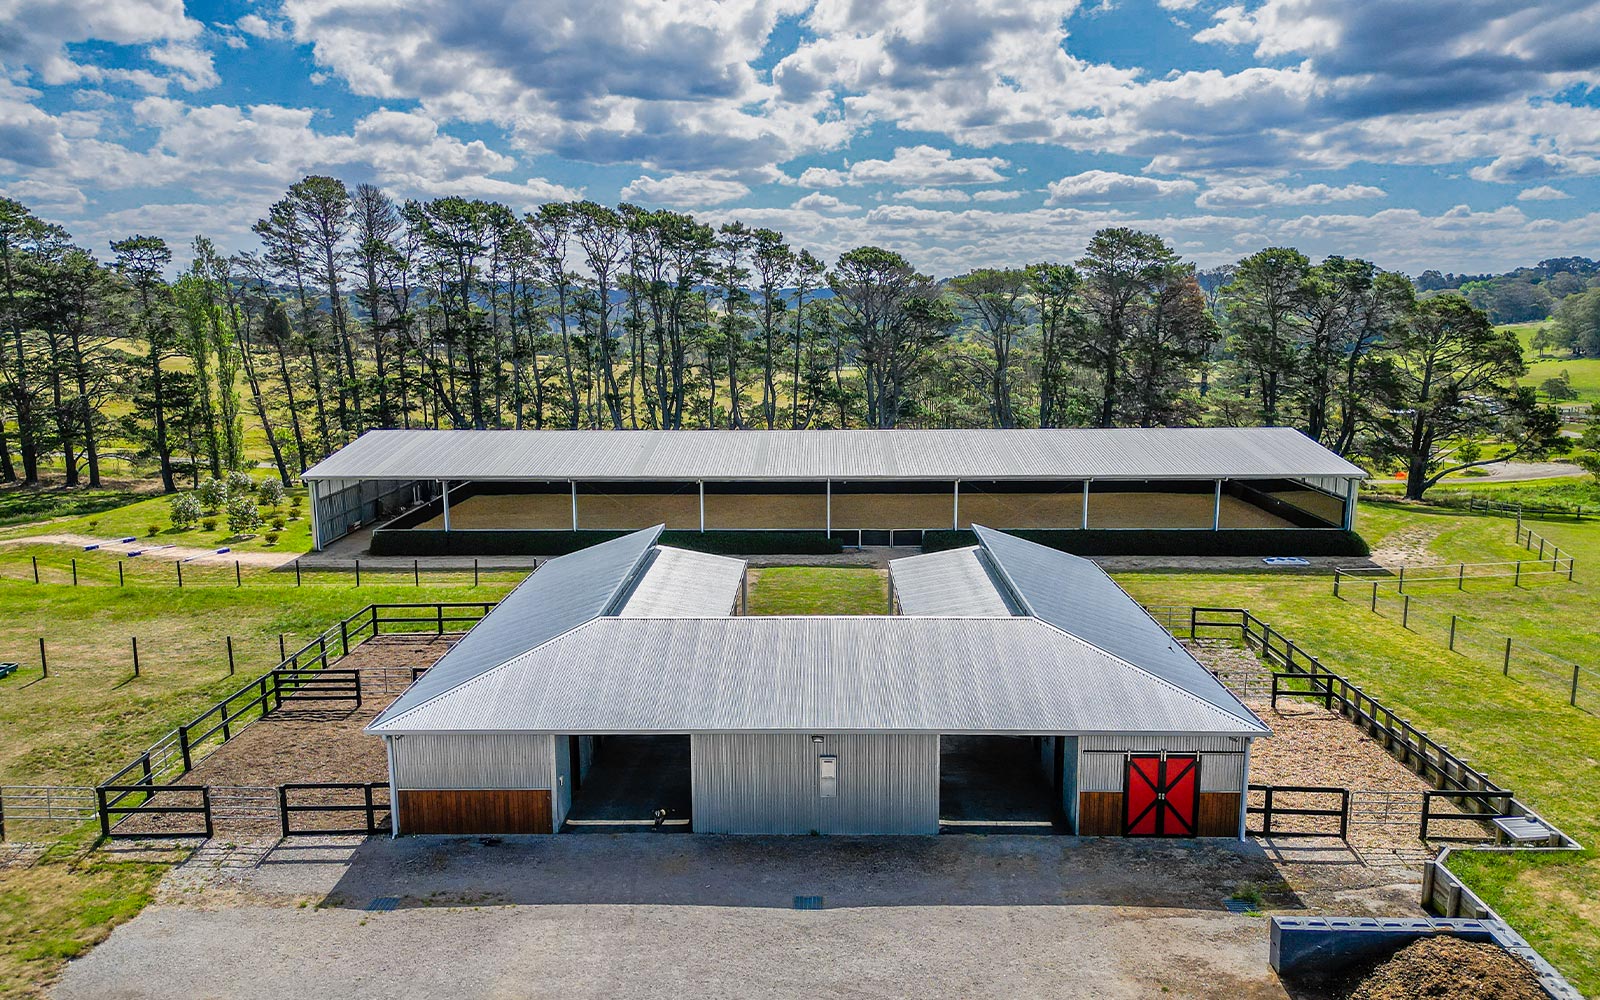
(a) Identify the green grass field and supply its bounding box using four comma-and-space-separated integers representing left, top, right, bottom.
0, 488, 315, 555
745, 566, 888, 615
1501, 320, 1600, 407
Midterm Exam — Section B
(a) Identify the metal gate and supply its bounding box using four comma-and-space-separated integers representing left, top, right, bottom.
206, 786, 279, 832
1124, 753, 1200, 837
0, 786, 97, 840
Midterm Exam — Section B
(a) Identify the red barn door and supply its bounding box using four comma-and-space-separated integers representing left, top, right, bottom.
1123, 753, 1200, 837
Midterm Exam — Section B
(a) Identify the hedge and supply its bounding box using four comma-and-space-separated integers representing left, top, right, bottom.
921, 528, 1370, 557
369, 528, 842, 557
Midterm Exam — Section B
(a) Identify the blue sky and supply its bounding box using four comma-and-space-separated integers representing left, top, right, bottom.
3, 0, 1599, 275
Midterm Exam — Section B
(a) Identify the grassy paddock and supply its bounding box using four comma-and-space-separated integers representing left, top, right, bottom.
745, 566, 888, 615
1115, 499, 1600, 993
0, 490, 315, 555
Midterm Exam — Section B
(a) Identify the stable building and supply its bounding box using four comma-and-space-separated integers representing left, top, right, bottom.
368, 525, 1268, 838
303, 427, 1365, 551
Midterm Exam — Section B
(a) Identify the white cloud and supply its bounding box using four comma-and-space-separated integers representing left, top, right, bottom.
1517, 185, 1572, 201
1045, 170, 1196, 204
1, 0, 210, 91
792, 192, 859, 214
971, 189, 1027, 202
620, 173, 751, 206
795, 145, 1010, 188
895, 187, 971, 203
236, 14, 289, 40
1469, 152, 1600, 184
1196, 180, 1385, 209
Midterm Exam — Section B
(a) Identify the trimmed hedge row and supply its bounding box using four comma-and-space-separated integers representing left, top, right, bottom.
369, 528, 842, 557
921, 528, 1370, 557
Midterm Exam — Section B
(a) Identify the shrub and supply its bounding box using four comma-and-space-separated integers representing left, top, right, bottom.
146, 523, 161, 537
264, 532, 280, 545
201, 517, 218, 532
226, 470, 256, 497
257, 478, 286, 506
271, 515, 286, 530
87, 519, 99, 531
168, 492, 202, 530
226, 495, 263, 535
197, 477, 228, 513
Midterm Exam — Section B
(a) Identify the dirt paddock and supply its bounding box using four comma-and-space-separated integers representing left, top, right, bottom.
114, 636, 456, 836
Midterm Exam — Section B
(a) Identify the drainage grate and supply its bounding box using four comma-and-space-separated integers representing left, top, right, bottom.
1223, 898, 1257, 914
367, 897, 401, 912
793, 895, 824, 910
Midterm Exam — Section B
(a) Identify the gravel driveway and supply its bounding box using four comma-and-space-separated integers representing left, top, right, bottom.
56, 834, 1301, 1000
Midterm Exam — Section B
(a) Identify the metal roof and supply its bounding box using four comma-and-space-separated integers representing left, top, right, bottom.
304, 427, 1366, 483
367, 616, 1266, 736
971, 524, 1263, 729
889, 547, 1020, 617
615, 546, 746, 618
368, 525, 663, 729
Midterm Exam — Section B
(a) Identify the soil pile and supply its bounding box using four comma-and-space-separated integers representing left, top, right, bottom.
1344, 936, 1547, 1000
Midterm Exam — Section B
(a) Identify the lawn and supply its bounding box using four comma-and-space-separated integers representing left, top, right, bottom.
745, 566, 888, 615
1113, 499, 1600, 993
0, 489, 316, 555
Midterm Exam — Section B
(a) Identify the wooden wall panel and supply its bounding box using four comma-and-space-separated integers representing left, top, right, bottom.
1197, 792, 1241, 838
1077, 791, 1122, 836
398, 789, 553, 835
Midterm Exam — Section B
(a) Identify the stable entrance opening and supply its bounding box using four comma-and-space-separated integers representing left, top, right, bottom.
562, 735, 692, 833
938, 735, 1059, 834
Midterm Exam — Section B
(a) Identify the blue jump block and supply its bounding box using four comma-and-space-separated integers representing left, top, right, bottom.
128, 550, 142, 557
215, 547, 230, 554
83, 543, 99, 551
119, 536, 136, 543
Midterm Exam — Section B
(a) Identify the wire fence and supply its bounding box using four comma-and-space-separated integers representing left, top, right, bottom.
1333, 582, 1596, 713
0, 548, 539, 593
1362, 491, 1590, 521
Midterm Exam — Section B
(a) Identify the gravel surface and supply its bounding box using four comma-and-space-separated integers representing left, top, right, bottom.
57, 835, 1298, 1000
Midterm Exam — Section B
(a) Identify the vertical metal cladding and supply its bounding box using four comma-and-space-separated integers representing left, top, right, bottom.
691, 733, 939, 835
1077, 734, 1248, 793
392, 733, 556, 790
552, 733, 573, 829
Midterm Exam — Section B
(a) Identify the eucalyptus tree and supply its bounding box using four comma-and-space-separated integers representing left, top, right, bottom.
1223, 247, 1311, 426
714, 221, 755, 428
110, 234, 179, 491
287, 175, 359, 437
1122, 270, 1215, 427
352, 183, 402, 427
32, 246, 121, 486
572, 201, 627, 429
788, 248, 826, 428
252, 197, 332, 454
527, 202, 581, 427
750, 228, 793, 429
829, 247, 955, 428
229, 252, 294, 483
1025, 262, 1085, 428
948, 267, 1029, 427
0, 198, 69, 482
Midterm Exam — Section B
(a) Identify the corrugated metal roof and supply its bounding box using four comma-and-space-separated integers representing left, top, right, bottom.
889, 547, 1020, 616
971, 524, 1263, 729
368, 616, 1267, 736
615, 546, 746, 618
304, 427, 1366, 483
368, 525, 663, 728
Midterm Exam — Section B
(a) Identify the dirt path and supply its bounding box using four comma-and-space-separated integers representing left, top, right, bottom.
1446, 461, 1585, 483
0, 532, 299, 567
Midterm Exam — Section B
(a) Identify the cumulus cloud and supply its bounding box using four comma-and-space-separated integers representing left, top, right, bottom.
971, 189, 1028, 202
1045, 170, 1196, 204
620, 173, 751, 206
895, 187, 971, 203
1196, 181, 1385, 209
1517, 185, 1572, 201
792, 192, 858, 214
795, 145, 1010, 188
1469, 152, 1600, 184
1, 0, 212, 92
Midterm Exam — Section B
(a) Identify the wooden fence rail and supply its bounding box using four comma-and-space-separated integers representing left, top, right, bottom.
278, 782, 391, 837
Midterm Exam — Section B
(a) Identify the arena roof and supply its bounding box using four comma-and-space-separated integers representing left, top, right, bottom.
304, 427, 1366, 483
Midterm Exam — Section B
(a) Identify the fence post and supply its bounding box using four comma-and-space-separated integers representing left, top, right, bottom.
176, 561, 183, 588
179, 724, 192, 773
340, 619, 350, 657
1538, 538, 1545, 560
31, 555, 38, 583
235, 560, 241, 588
70, 558, 76, 586
132, 636, 140, 677
278, 785, 290, 838
355, 559, 360, 587
295, 560, 302, 587
279, 633, 286, 661
118, 561, 124, 587
1503, 638, 1511, 676
1514, 561, 1520, 587
1333, 568, 1341, 597
38, 637, 46, 678
436, 604, 444, 635
1402, 595, 1410, 630
1188, 606, 1197, 640
413, 559, 419, 587
1448, 615, 1457, 651
1370, 581, 1378, 612
1398, 566, 1404, 594
1262, 786, 1273, 836
1573, 665, 1581, 707
226, 636, 235, 676
1339, 789, 1350, 841
365, 782, 376, 835
1569, 559, 1575, 582
96, 787, 109, 839
474, 558, 479, 588
202, 786, 213, 839
1457, 563, 1464, 591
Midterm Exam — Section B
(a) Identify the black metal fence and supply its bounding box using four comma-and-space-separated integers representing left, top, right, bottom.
97, 784, 212, 839
1420, 789, 1515, 842
1247, 784, 1350, 839
278, 782, 390, 837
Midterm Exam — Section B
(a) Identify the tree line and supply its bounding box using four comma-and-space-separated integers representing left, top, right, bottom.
0, 177, 1566, 501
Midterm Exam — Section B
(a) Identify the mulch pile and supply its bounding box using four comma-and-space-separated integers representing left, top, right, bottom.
1342, 936, 1547, 1000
